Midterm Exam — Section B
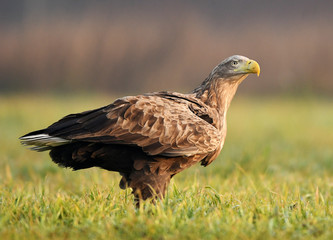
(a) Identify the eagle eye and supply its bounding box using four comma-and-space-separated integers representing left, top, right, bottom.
231, 60, 238, 66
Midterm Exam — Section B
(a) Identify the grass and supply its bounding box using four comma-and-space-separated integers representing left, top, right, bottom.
0, 94, 332, 239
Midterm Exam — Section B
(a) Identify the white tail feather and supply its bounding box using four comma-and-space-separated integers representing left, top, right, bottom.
20, 134, 70, 151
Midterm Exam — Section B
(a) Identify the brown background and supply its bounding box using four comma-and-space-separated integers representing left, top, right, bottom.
1, 0, 332, 95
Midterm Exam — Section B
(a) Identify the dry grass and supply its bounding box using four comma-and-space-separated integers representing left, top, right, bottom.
1, 14, 333, 94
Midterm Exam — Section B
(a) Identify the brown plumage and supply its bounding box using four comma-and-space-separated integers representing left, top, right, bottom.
20, 55, 260, 202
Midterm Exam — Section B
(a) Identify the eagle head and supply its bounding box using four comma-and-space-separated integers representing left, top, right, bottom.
212, 55, 260, 79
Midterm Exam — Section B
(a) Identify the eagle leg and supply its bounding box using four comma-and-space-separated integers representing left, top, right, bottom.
126, 169, 171, 205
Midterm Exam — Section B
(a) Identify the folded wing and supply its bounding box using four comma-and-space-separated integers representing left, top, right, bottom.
21, 92, 221, 157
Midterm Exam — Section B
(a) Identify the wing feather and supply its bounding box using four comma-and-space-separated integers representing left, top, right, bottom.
41, 92, 221, 157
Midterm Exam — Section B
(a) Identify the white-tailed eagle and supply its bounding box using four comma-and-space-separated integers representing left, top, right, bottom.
20, 55, 260, 202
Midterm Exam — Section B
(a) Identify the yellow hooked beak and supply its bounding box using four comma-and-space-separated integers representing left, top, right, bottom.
235, 59, 260, 76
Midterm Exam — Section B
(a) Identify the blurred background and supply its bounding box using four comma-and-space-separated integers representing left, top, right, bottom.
1, 4, 333, 237
1, 0, 333, 96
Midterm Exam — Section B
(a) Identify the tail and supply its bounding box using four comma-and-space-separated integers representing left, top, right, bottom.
20, 129, 99, 170
20, 106, 107, 152
19, 129, 71, 151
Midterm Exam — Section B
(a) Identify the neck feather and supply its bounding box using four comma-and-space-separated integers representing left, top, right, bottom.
193, 74, 248, 115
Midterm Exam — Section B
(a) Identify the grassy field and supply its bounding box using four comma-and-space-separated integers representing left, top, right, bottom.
0, 94, 332, 240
